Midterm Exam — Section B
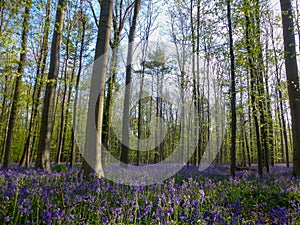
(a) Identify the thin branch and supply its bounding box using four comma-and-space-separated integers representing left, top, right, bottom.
87, 0, 99, 27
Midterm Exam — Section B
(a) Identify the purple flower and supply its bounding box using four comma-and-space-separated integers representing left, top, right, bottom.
144, 202, 153, 216
167, 207, 174, 215
192, 199, 199, 208
102, 216, 108, 223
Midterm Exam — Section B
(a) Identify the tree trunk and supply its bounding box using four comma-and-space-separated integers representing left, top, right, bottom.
19, 0, 50, 168
0, 0, 4, 33
35, 0, 67, 170
2, 0, 32, 168
280, 0, 300, 176
244, 122, 251, 167
70, 9, 86, 167
102, 46, 118, 151
245, 13, 263, 176
120, 0, 141, 165
295, 0, 300, 53
62, 56, 76, 164
269, 13, 290, 166
0, 73, 10, 163
102, 0, 133, 152
81, 0, 113, 176
227, 0, 236, 178
56, 23, 72, 164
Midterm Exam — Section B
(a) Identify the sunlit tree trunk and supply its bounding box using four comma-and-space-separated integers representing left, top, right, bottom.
19, 0, 51, 167
81, 0, 113, 176
35, 0, 67, 170
2, 0, 32, 168
56, 22, 73, 164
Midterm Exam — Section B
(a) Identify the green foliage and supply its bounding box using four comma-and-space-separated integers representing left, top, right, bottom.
52, 164, 68, 172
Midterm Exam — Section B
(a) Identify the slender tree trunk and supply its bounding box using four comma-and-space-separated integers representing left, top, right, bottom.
56, 68, 67, 164
269, 14, 289, 166
159, 78, 164, 161
62, 57, 76, 164
35, 0, 67, 170
245, 13, 263, 176
20, 0, 50, 167
244, 122, 251, 167
275, 90, 285, 163
120, 0, 141, 165
277, 71, 290, 167
56, 24, 72, 164
190, 0, 197, 166
0, 0, 4, 33
280, 0, 300, 176
0, 73, 10, 163
70, 10, 86, 167
137, 40, 150, 165
265, 76, 274, 167
263, 37, 274, 167
102, 0, 133, 151
257, 72, 269, 172
240, 97, 246, 167
227, 0, 236, 178
253, 0, 269, 173
196, 0, 203, 166
247, 76, 253, 167
2, 0, 32, 168
19, 7, 48, 167
137, 69, 144, 166
102, 45, 118, 151
295, 0, 300, 53
81, 0, 113, 176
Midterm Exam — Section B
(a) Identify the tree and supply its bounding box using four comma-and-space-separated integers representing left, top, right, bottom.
245, 4, 263, 176
280, 0, 300, 176
35, 0, 67, 170
2, 0, 32, 168
227, 0, 236, 178
142, 48, 170, 163
136, 1, 156, 165
55, 5, 80, 164
102, 0, 134, 151
120, 0, 141, 165
267, 13, 290, 166
70, 3, 88, 167
19, 0, 51, 167
81, 0, 113, 176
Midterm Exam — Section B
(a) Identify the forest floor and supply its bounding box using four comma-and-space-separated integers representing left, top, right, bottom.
0, 164, 299, 224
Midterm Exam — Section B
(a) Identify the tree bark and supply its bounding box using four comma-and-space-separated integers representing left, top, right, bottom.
70, 8, 86, 167
56, 22, 72, 164
280, 0, 300, 176
245, 12, 263, 176
2, 0, 32, 168
19, 0, 51, 168
227, 0, 236, 178
35, 0, 67, 170
120, 0, 141, 165
102, 0, 133, 152
81, 0, 113, 176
